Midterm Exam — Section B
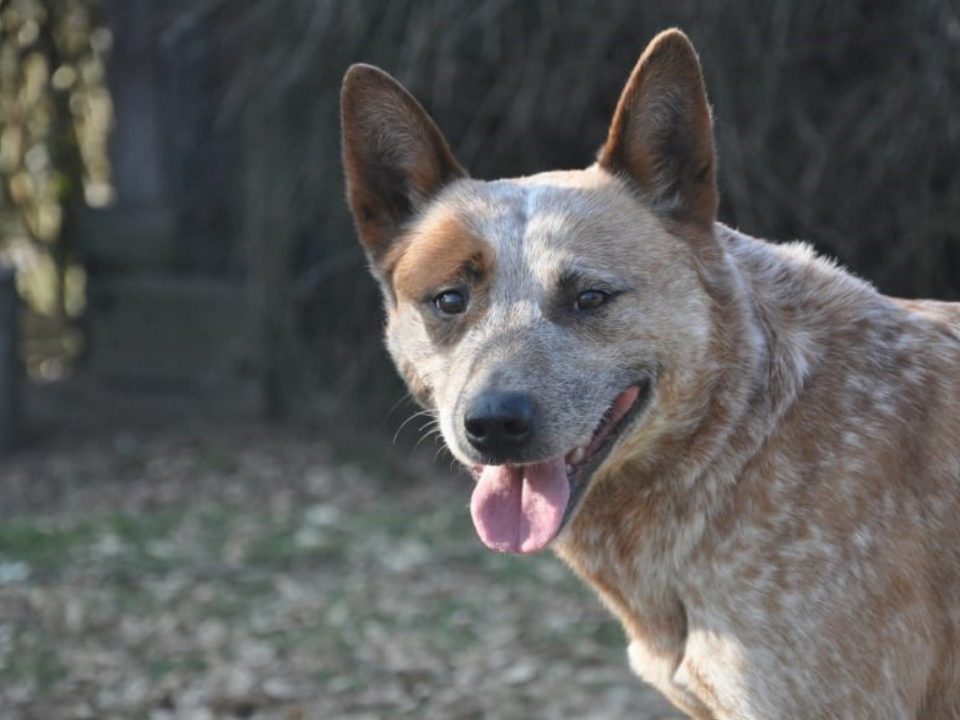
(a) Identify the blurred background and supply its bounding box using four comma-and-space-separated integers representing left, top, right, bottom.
0, 1, 957, 718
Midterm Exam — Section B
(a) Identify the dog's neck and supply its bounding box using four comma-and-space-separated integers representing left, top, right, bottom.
553, 221, 827, 661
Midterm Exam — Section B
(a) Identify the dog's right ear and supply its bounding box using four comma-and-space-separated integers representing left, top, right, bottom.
598, 30, 717, 228
341, 65, 466, 269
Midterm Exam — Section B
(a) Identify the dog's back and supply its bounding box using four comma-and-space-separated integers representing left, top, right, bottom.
709, 229, 959, 716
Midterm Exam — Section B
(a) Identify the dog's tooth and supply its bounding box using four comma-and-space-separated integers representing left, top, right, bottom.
565, 464, 574, 476
570, 447, 586, 465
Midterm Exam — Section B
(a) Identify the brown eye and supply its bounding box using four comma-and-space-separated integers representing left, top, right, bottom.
575, 289, 609, 311
434, 290, 467, 315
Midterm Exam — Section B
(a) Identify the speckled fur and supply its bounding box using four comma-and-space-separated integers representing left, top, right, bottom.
342, 30, 960, 720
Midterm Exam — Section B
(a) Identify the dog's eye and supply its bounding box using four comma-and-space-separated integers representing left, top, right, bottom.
575, 289, 609, 311
434, 290, 467, 315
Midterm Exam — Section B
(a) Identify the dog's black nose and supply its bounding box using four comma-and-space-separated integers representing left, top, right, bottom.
464, 391, 535, 460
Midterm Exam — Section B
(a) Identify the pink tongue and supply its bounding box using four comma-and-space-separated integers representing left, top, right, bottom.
470, 458, 569, 554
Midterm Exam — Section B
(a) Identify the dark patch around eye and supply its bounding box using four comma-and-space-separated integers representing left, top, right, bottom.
557, 269, 585, 295
557, 269, 625, 306
547, 268, 631, 332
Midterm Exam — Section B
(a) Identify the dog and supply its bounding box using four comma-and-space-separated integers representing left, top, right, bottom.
340, 29, 960, 719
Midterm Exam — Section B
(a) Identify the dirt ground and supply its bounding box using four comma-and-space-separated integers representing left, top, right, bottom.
0, 385, 680, 719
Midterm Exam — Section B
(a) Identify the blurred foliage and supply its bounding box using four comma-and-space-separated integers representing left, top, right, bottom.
195, 0, 958, 418
0, 0, 112, 381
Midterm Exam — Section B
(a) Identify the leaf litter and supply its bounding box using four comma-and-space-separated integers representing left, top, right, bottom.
0, 419, 680, 719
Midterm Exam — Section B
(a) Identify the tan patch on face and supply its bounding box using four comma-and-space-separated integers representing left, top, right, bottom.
390, 212, 493, 301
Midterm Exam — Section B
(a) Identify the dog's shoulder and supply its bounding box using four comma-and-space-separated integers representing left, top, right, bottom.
894, 297, 960, 340
721, 224, 960, 372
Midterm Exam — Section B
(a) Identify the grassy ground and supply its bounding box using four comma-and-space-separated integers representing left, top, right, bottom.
0, 403, 679, 719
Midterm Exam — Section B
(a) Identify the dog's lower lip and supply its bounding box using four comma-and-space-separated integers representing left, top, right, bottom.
568, 380, 648, 469
558, 378, 652, 526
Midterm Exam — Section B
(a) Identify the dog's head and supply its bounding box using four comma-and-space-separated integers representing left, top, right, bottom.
341, 30, 725, 554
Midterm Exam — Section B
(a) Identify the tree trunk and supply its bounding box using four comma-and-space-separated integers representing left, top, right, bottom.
0, 267, 22, 451
242, 107, 299, 420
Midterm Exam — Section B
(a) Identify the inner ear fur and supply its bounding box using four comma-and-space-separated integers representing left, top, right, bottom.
341, 64, 465, 265
598, 29, 718, 227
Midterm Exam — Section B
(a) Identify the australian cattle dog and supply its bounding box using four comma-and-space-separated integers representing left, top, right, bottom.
340, 29, 960, 719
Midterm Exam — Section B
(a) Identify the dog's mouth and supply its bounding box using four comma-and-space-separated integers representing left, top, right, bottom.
468, 378, 652, 554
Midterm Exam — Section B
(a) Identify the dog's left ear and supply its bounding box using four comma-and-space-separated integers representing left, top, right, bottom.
598, 29, 717, 227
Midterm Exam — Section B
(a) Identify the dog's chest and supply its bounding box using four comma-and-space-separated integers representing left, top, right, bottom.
574, 559, 732, 718
626, 630, 744, 720
580, 573, 744, 720
558, 550, 724, 717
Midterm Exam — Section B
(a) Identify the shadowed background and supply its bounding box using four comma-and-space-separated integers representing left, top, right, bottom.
0, 1, 957, 717
5, 0, 959, 425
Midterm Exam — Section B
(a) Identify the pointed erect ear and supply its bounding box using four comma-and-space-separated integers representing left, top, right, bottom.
598, 30, 717, 227
341, 64, 466, 265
